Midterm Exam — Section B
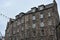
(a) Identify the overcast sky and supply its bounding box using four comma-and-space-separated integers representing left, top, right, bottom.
0, 0, 60, 36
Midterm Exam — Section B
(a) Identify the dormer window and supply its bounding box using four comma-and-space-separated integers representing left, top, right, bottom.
15, 15, 19, 19
38, 5, 45, 10
15, 12, 25, 19
19, 12, 25, 17
31, 7, 37, 12
32, 9, 35, 12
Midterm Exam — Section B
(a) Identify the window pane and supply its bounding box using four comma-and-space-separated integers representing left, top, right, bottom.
48, 12, 51, 17
32, 24, 36, 28
17, 29, 19, 32
13, 30, 15, 34
41, 18, 43, 22
17, 39, 18, 40
40, 14, 43, 18
40, 22, 44, 27
51, 30, 54, 35
32, 9, 35, 12
21, 20, 24, 23
39, 6, 44, 10
13, 22, 17, 27
26, 16, 28, 21
22, 27, 24, 31
40, 28, 44, 36
9, 33, 10, 36
25, 24, 28, 29
49, 36, 54, 40
48, 21, 52, 25
33, 20, 36, 23
40, 38, 44, 40
17, 22, 21, 25
32, 16, 35, 20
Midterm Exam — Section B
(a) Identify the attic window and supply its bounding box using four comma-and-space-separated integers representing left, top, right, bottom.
31, 7, 36, 12
38, 5, 45, 10
19, 12, 24, 17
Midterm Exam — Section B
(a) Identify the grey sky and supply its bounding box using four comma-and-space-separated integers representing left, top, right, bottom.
0, 0, 60, 36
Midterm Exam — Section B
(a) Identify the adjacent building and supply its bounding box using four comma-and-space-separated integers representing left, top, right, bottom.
5, 0, 59, 40
56, 23, 60, 40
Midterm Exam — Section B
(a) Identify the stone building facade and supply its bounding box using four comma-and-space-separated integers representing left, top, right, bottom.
5, 0, 59, 40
